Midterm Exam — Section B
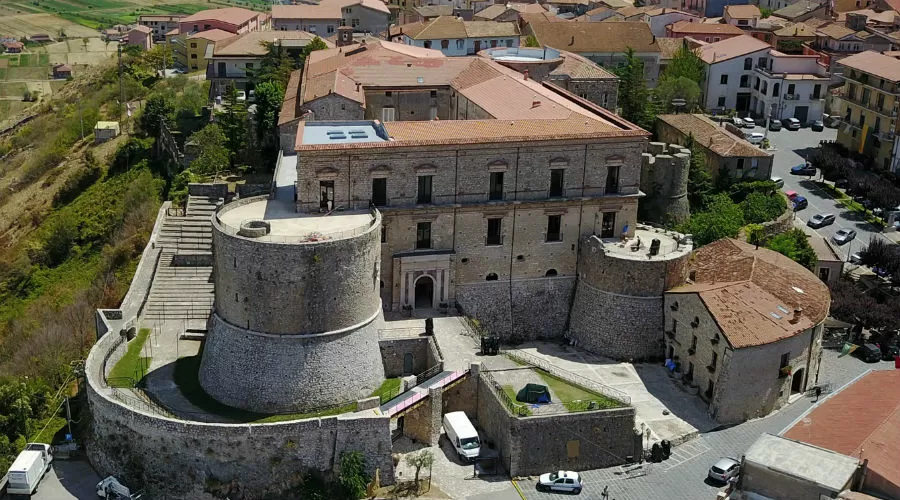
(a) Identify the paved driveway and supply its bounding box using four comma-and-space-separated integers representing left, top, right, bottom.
0, 459, 102, 500
764, 125, 892, 258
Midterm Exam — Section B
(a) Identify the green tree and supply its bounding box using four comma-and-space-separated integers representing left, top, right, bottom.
218, 87, 250, 169
760, 6, 773, 17
613, 47, 655, 130
139, 93, 175, 138
254, 80, 284, 146
188, 124, 230, 177
741, 191, 786, 224
524, 35, 539, 47
677, 194, 744, 246
766, 229, 817, 270
405, 449, 434, 492
654, 76, 702, 113
683, 134, 714, 212
661, 44, 705, 84
337, 451, 369, 500
746, 223, 765, 248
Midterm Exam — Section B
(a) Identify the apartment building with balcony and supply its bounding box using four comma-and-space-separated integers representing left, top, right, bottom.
750, 50, 830, 123
389, 16, 521, 56
699, 35, 773, 113
834, 50, 900, 172
137, 14, 185, 42
166, 7, 264, 70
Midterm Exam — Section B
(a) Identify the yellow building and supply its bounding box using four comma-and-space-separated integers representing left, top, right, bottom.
835, 50, 900, 172
167, 28, 236, 71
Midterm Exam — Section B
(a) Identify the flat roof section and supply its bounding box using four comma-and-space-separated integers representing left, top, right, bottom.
745, 433, 859, 492
300, 121, 390, 146
216, 198, 374, 243
600, 225, 692, 261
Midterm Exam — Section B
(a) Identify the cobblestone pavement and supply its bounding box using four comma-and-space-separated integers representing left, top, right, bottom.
514, 349, 895, 500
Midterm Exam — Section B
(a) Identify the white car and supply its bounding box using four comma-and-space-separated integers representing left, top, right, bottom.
708, 457, 740, 483
742, 117, 756, 128
746, 132, 764, 144
235, 90, 247, 102
537, 470, 584, 494
771, 177, 784, 188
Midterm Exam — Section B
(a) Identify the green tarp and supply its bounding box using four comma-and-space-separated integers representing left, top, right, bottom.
517, 383, 551, 404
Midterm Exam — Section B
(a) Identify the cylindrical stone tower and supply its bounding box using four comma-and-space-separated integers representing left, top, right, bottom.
639, 142, 691, 226
200, 197, 386, 413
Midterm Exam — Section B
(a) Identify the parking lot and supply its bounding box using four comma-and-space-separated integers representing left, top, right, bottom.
1, 459, 100, 500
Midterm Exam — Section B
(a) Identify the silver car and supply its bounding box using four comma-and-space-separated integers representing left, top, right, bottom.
742, 117, 756, 128
537, 470, 583, 494
807, 213, 836, 228
708, 457, 740, 483
833, 228, 857, 245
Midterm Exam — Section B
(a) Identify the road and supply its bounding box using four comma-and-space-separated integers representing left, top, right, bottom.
1, 459, 100, 500
764, 125, 893, 259
515, 349, 896, 500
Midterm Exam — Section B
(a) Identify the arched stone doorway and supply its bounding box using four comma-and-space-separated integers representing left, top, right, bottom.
791, 368, 805, 394
414, 275, 434, 309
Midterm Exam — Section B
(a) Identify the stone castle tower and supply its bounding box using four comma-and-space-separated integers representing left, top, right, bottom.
639, 143, 691, 226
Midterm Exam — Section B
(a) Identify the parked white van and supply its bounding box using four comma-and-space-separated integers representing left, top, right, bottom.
443, 411, 480, 462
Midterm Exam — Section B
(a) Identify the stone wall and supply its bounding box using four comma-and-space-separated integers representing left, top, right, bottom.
188, 183, 228, 199
401, 387, 442, 445
455, 277, 576, 342
639, 143, 691, 225
379, 337, 434, 377
473, 373, 638, 476
85, 320, 395, 499
200, 312, 386, 413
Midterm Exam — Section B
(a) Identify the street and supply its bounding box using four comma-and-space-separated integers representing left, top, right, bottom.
1, 459, 100, 500
764, 125, 892, 259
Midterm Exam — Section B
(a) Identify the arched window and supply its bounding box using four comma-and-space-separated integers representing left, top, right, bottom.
486, 273, 499, 281
545, 269, 558, 277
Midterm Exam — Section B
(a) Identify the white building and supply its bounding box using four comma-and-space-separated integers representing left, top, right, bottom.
700, 35, 829, 122
631, 8, 700, 38
271, 0, 390, 36
389, 16, 520, 56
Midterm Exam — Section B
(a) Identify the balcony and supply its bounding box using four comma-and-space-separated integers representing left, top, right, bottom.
783, 93, 800, 100
809, 94, 823, 100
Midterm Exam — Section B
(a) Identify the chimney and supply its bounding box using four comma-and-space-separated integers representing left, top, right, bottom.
532, 99, 541, 107
356, 82, 361, 92
523, 69, 529, 80
790, 308, 803, 324
336, 26, 354, 47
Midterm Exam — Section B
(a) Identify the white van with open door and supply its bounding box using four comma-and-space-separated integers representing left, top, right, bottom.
442, 411, 480, 462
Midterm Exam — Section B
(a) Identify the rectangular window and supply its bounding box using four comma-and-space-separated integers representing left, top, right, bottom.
780, 352, 790, 369
710, 351, 718, 371
605, 165, 620, 194
381, 107, 396, 122
739, 75, 749, 88
877, 93, 885, 109
718, 96, 726, 107
812, 84, 821, 99
720, 74, 728, 85
737, 158, 745, 170
441, 39, 449, 49
600, 212, 616, 238
430, 90, 437, 98
190, 42, 197, 48
549, 169, 564, 197
875, 117, 882, 133
416, 222, 431, 249
351, 18, 359, 27
489, 171, 504, 201
456, 39, 464, 49
381, 225, 387, 243
486, 218, 502, 245
757, 56, 766, 67
858, 114, 865, 128
245, 62, 253, 69
862, 87, 871, 104
417, 175, 433, 204
691, 335, 697, 350
371, 178, 387, 207
546, 215, 562, 242
327, 25, 335, 33
787, 83, 796, 96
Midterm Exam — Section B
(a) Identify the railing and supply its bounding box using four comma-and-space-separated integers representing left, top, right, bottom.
416, 363, 444, 386
784, 93, 799, 100
482, 367, 531, 417
504, 349, 631, 405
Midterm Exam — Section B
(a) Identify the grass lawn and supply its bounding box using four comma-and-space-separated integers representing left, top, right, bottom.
173, 355, 358, 423
502, 384, 532, 416
108, 328, 152, 387
0, 82, 28, 98
371, 378, 402, 404
821, 183, 886, 226
534, 369, 625, 412
32, 416, 67, 444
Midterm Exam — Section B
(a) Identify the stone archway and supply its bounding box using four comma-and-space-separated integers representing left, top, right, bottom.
791, 368, 805, 395
414, 275, 434, 309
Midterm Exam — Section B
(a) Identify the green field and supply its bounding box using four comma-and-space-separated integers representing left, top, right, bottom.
0, 82, 28, 98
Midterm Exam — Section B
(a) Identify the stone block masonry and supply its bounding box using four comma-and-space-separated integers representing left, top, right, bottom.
640, 143, 691, 226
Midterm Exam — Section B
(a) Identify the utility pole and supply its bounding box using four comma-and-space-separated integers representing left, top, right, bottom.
117, 43, 124, 123
65, 397, 73, 440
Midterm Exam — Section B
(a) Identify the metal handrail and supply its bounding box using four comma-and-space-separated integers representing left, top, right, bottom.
504, 349, 631, 405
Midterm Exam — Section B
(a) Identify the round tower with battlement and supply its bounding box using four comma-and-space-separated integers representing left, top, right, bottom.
199, 196, 386, 413
639, 142, 691, 226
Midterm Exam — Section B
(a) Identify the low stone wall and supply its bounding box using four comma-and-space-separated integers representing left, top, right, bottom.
759, 199, 794, 238
236, 183, 270, 198
188, 183, 228, 199
473, 373, 637, 476
379, 337, 431, 378
455, 277, 576, 342
85, 317, 395, 499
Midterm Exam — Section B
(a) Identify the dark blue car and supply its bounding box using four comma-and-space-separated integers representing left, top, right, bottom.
793, 196, 808, 210
791, 164, 817, 176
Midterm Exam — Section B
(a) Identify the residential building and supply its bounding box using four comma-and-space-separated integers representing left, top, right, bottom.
207, 30, 332, 98
27, 34, 53, 43
573, 6, 621, 21
52, 63, 72, 79
525, 21, 662, 86
543, 0, 594, 15
137, 14, 185, 42
723, 4, 761, 28
126, 25, 153, 51
666, 20, 745, 42
834, 50, 900, 172
480, 46, 619, 111
758, 0, 807, 11
271, 0, 391, 36
740, 434, 862, 500
772, 0, 829, 22
805, 230, 843, 284
783, 369, 900, 500
697, 35, 773, 113
772, 22, 817, 52
808, 19, 896, 72
619, 8, 699, 38
664, 238, 830, 424
836, 0, 876, 11
702, 0, 749, 17
177, 7, 264, 36
390, 16, 520, 56
750, 49, 830, 123
279, 40, 649, 327
474, 3, 529, 21
181, 29, 236, 71
656, 37, 685, 75
102, 28, 124, 42
3, 41, 23, 53
519, 10, 569, 24
656, 114, 773, 180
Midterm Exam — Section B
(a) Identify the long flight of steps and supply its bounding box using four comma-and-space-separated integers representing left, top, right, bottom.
142, 196, 219, 323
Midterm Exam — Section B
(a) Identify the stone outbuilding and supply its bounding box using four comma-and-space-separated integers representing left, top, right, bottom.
94, 121, 121, 144
52, 63, 73, 79
663, 238, 830, 424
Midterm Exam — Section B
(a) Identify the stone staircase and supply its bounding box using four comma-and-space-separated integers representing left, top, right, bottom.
142, 196, 219, 323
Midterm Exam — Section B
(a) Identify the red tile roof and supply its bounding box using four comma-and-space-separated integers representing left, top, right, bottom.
670, 239, 830, 348
838, 50, 900, 83
669, 20, 744, 36
783, 370, 900, 495
697, 34, 772, 63
181, 7, 260, 27
187, 29, 236, 42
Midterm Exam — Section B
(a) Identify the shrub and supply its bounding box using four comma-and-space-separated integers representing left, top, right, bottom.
765, 229, 817, 271
338, 451, 369, 499
741, 191, 785, 224
677, 194, 744, 246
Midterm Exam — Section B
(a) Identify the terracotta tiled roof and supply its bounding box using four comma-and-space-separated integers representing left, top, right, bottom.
669, 20, 745, 35
616, 5, 657, 17
475, 4, 514, 19
724, 4, 761, 18
181, 7, 260, 26
585, 6, 612, 15
783, 370, 900, 493
465, 20, 521, 37
187, 29, 236, 42
816, 23, 857, 39
669, 239, 830, 348
416, 5, 454, 17
520, 11, 567, 23
395, 16, 519, 39
697, 34, 771, 63
509, 2, 548, 13
838, 50, 900, 82
212, 30, 331, 57
131, 25, 152, 34
773, 22, 817, 37
278, 69, 303, 126
550, 50, 618, 79
657, 114, 771, 158
836, 9, 897, 23
773, 0, 824, 20
655, 37, 684, 60
528, 21, 659, 53
3, 41, 24, 49
597, 0, 631, 7
272, 0, 390, 20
